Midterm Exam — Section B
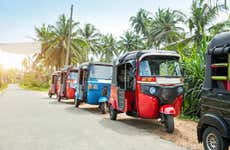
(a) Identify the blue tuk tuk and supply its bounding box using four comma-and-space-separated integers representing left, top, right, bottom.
74, 62, 113, 113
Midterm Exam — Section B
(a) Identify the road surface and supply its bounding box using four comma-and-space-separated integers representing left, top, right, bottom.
0, 85, 186, 150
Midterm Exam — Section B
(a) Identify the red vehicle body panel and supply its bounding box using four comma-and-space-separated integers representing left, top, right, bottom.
56, 70, 77, 100
135, 82, 159, 118
109, 54, 183, 120
66, 80, 76, 99
159, 105, 176, 115
109, 85, 118, 109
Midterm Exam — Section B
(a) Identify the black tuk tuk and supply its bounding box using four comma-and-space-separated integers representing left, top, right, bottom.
197, 32, 230, 150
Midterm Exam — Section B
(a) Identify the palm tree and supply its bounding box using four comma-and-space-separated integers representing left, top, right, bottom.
50, 14, 80, 67
148, 8, 185, 49
165, 0, 228, 50
78, 23, 101, 61
130, 8, 151, 36
35, 14, 87, 70
188, 0, 225, 47
34, 24, 56, 70
119, 31, 146, 52
100, 34, 120, 62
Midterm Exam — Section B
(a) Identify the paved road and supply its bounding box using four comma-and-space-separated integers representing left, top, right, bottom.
0, 85, 186, 150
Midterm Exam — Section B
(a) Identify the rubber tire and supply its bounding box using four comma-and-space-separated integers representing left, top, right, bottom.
74, 98, 80, 108
165, 115, 174, 133
109, 105, 117, 120
100, 102, 106, 114
203, 127, 228, 150
57, 94, 61, 102
49, 94, 52, 98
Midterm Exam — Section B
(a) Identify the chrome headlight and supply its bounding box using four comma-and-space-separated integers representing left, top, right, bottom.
177, 87, 183, 94
149, 87, 156, 95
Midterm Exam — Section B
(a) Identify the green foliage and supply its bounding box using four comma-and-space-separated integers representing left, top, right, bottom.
179, 37, 207, 116
148, 8, 185, 48
20, 72, 49, 89
0, 84, 7, 91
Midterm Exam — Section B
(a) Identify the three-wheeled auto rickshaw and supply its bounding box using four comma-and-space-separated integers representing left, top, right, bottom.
56, 66, 78, 101
48, 71, 60, 98
109, 50, 184, 133
197, 32, 230, 150
74, 62, 113, 114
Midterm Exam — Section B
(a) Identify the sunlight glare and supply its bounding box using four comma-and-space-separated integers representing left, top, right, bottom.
0, 50, 26, 70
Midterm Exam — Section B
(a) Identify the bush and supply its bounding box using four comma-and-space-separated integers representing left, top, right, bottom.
20, 72, 49, 89
178, 39, 207, 117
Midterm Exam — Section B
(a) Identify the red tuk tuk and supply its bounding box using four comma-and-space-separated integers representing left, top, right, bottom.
109, 50, 184, 133
48, 71, 60, 98
56, 66, 78, 101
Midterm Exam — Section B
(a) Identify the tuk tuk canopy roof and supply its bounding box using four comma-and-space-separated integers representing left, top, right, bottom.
207, 32, 230, 55
117, 49, 180, 64
52, 71, 61, 75
79, 62, 112, 69
60, 66, 78, 72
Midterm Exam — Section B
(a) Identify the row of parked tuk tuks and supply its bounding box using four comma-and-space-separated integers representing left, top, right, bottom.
49, 32, 230, 150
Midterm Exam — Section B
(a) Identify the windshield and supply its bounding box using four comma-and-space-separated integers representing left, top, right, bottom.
89, 65, 112, 80
68, 71, 78, 80
139, 55, 182, 77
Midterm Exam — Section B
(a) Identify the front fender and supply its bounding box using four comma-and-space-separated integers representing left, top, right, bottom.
197, 113, 230, 142
159, 104, 176, 115
98, 96, 109, 103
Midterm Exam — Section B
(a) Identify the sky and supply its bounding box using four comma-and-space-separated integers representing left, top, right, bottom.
0, 0, 228, 69
0, 0, 194, 43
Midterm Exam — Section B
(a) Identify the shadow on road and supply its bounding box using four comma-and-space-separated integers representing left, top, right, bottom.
99, 117, 181, 137
64, 105, 104, 115
48, 99, 74, 105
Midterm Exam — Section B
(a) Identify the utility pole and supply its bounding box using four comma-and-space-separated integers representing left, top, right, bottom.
65, 4, 74, 66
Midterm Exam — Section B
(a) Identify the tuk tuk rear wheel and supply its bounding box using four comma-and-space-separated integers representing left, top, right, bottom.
99, 102, 107, 114
203, 127, 228, 150
109, 105, 117, 120
48, 93, 52, 98
164, 115, 174, 133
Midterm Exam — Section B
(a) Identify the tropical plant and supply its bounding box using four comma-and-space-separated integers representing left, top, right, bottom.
179, 37, 207, 116
35, 14, 87, 69
148, 8, 185, 48
188, 0, 226, 47
119, 31, 146, 52
130, 8, 151, 36
78, 23, 101, 60
100, 34, 120, 62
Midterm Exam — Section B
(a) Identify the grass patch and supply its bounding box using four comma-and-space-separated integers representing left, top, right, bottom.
179, 114, 199, 122
0, 84, 8, 91
20, 84, 49, 92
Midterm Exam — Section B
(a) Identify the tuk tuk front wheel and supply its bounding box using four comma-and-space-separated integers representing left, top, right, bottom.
109, 105, 117, 120
74, 98, 80, 108
57, 94, 61, 102
203, 127, 228, 150
99, 102, 107, 114
164, 115, 174, 133
48, 93, 52, 98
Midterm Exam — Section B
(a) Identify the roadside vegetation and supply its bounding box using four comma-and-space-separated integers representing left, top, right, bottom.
0, 65, 20, 91
21, 0, 230, 119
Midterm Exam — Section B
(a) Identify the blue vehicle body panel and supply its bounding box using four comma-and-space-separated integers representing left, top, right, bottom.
86, 79, 111, 104
98, 96, 109, 103
75, 78, 111, 105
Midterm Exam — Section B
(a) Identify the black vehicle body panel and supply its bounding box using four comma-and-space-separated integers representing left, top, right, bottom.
198, 32, 230, 143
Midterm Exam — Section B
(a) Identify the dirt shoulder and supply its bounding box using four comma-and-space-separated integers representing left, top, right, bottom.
158, 118, 202, 150
74, 103, 203, 150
